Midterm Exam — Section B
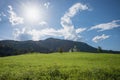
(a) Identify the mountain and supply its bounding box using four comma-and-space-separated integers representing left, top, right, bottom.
39, 38, 97, 52
0, 38, 119, 56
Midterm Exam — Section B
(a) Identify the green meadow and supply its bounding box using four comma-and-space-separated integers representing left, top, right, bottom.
0, 52, 120, 80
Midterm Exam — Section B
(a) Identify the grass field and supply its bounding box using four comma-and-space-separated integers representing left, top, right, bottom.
0, 52, 120, 80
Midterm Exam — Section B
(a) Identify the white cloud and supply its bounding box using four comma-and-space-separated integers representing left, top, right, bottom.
29, 21, 49, 30
38, 21, 49, 28
28, 28, 62, 41
76, 28, 86, 33
13, 27, 62, 41
44, 2, 50, 8
61, 3, 88, 28
39, 21, 47, 25
92, 34, 110, 43
8, 5, 24, 25
60, 27, 77, 40
13, 3, 89, 41
60, 3, 88, 41
90, 20, 120, 31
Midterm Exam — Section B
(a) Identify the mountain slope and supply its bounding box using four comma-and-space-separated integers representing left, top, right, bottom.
1, 38, 118, 56
40, 38, 97, 52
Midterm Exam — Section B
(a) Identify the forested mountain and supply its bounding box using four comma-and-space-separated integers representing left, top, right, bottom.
40, 38, 97, 52
0, 38, 119, 56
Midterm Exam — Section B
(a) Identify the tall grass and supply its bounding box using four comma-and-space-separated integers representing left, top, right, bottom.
0, 52, 120, 80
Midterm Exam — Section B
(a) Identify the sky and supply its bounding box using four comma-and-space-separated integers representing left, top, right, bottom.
0, 0, 120, 51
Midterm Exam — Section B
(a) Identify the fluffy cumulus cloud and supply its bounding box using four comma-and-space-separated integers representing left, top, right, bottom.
13, 28, 31, 40
13, 27, 62, 41
90, 20, 120, 31
60, 3, 88, 41
28, 28, 62, 41
8, 5, 24, 25
12, 3, 88, 41
92, 34, 110, 43
61, 3, 88, 28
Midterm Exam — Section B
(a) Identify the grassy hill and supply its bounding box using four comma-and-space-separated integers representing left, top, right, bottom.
0, 52, 120, 80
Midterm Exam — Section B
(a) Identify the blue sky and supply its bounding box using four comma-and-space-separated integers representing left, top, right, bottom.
0, 0, 120, 51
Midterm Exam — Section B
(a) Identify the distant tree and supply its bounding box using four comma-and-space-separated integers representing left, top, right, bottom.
97, 46, 102, 53
58, 48, 63, 53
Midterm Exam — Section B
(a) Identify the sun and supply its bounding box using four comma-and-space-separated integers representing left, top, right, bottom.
25, 6, 39, 22
21, 3, 42, 24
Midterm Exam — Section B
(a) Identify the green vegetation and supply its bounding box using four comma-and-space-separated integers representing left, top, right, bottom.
97, 46, 102, 53
0, 52, 120, 80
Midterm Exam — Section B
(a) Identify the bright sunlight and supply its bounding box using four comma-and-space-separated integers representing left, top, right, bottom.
21, 2, 42, 24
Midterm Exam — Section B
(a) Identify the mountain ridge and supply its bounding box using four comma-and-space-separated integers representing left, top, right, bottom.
0, 38, 119, 56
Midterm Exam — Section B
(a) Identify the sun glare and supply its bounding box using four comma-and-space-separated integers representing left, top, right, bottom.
22, 3, 42, 24
25, 6, 39, 21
